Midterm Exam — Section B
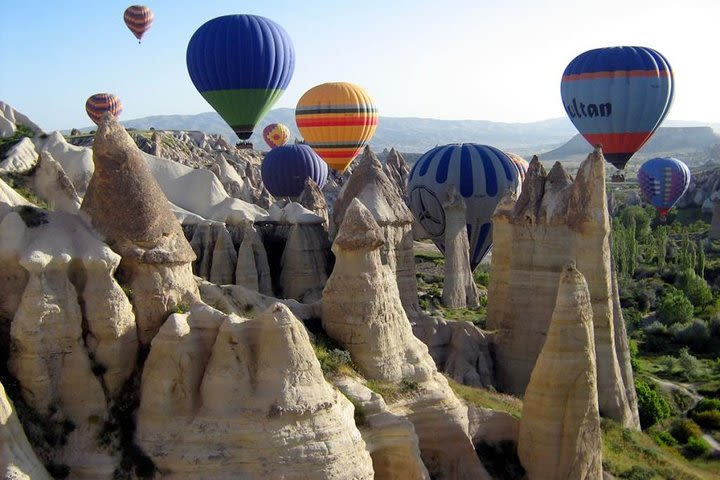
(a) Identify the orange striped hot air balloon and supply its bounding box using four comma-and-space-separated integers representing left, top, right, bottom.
295, 82, 378, 172
85, 93, 123, 125
124, 5, 154, 43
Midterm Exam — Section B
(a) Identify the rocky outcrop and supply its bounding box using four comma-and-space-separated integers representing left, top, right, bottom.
710, 194, 720, 240
1, 209, 134, 477
0, 381, 52, 480
298, 177, 329, 228
81, 115, 199, 345
383, 147, 410, 200
518, 263, 603, 480
0, 101, 43, 137
33, 150, 81, 214
441, 187, 479, 308
323, 198, 490, 479
487, 149, 640, 429
136, 303, 374, 479
331, 147, 419, 316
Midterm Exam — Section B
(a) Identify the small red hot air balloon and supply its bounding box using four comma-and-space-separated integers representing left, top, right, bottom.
124, 5, 154, 43
85, 93, 123, 125
263, 123, 291, 149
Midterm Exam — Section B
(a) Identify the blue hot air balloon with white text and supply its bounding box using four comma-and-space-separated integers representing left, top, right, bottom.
407, 144, 521, 269
561, 46, 673, 170
637, 157, 690, 219
261, 144, 328, 197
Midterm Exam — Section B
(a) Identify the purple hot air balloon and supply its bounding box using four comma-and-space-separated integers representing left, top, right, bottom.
261, 144, 328, 197
637, 157, 690, 219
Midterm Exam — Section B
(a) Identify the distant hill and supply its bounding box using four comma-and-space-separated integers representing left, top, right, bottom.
116, 108, 578, 154
540, 127, 720, 169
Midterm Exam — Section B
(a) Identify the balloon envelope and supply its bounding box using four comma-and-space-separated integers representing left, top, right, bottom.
124, 5, 153, 42
295, 82, 378, 172
85, 93, 123, 125
505, 152, 528, 185
261, 144, 328, 197
408, 143, 521, 269
263, 123, 291, 149
561, 46, 673, 170
186, 15, 295, 140
637, 157, 690, 218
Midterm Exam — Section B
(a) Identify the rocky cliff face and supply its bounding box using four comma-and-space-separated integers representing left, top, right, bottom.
323, 198, 491, 479
518, 263, 602, 480
81, 115, 199, 346
487, 149, 640, 429
136, 303, 374, 479
332, 147, 420, 316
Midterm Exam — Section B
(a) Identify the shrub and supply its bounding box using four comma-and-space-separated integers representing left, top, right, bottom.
635, 379, 672, 429
628, 338, 639, 370
683, 436, 711, 458
669, 418, 702, 444
692, 410, 720, 430
692, 398, 720, 413
619, 465, 655, 480
657, 290, 694, 326
624, 308, 643, 332
641, 321, 671, 352
649, 429, 677, 447
677, 348, 705, 381
671, 319, 710, 351
473, 267, 490, 287
709, 315, 720, 337
677, 268, 713, 310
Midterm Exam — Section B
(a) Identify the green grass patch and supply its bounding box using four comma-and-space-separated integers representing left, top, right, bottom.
445, 377, 522, 419
312, 332, 356, 377
602, 419, 719, 480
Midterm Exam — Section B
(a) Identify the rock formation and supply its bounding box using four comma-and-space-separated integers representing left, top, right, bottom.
487, 149, 640, 429
331, 147, 419, 316
441, 186, 479, 308
710, 193, 720, 240
323, 198, 490, 478
0, 381, 52, 480
235, 224, 273, 294
136, 303, 374, 479
298, 177, 329, 228
33, 150, 81, 214
81, 114, 199, 345
383, 147, 410, 200
518, 263, 603, 480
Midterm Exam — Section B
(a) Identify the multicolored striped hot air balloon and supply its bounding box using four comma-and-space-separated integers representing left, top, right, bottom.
263, 123, 291, 149
186, 15, 295, 141
505, 152, 529, 185
295, 82, 378, 172
637, 157, 690, 219
561, 46, 674, 170
408, 144, 521, 269
123, 5, 154, 43
261, 144, 328, 197
85, 93, 123, 125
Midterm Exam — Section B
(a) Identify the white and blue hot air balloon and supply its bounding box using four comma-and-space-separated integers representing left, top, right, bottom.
637, 157, 690, 220
407, 143, 521, 269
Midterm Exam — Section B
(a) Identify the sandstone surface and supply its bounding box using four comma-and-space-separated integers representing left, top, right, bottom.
518, 263, 603, 480
441, 187, 479, 308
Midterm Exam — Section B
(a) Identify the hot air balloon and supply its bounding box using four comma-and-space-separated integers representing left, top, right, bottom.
505, 152, 529, 185
123, 5, 154, 43
85, 93, 123, 125
261, 144, 328, 197
407, 144, 521, 269
263, 123, 291, 149
186, 15, 295, 142
561, 46, 673, 170
295, 82, 378, 172
637, 157, 690, 219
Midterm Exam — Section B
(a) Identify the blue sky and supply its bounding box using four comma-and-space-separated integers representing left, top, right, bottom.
1, 0, 718, 131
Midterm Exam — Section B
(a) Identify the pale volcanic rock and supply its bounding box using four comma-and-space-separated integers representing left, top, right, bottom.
334, 376, 431, 480
0, 381, 52, 480
411, 315, 494, 388
487, 148, 639, 429
280, 220, 330, 303
137, 303, 374, 479
235, 224, 273, 295
33, 150, 81, 214
467, 404, 519, 446
382, 147, 410, 200
0, 177, 32, 223
441, 187, 479, 308
209, 223, 237, 285
81, 115, 199, 345
32, 131, 94, 197
298, 177, 330, 227
331, 147, 419, 316
0, 137, 37, 173
0, 102, 43, 137
518, 263, 603, 480
189, 220, 227, 279
323, 198, 490, 479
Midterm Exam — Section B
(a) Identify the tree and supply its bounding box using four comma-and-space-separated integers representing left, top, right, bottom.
677, 268, 713, 310
635, 379, 672, 429
657, 290, 694, 326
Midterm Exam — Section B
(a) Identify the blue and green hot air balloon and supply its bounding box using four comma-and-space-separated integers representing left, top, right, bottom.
561, 46, 674, 170
407, 144, 521, 269
186, 15, 295, 141
637, 157, 690, 219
